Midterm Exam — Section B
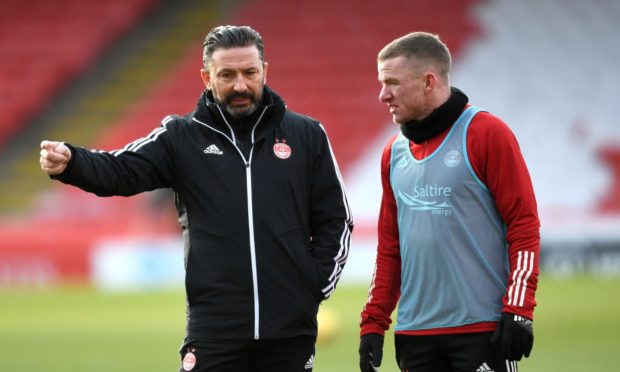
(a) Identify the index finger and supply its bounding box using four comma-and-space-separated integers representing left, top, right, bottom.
40, 140, 57, 150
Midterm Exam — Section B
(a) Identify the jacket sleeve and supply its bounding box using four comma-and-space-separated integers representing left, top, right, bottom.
467, 112, 540, 320
308, 124, 353, 300
360, 135, 402, 336
53, 117, 177, 196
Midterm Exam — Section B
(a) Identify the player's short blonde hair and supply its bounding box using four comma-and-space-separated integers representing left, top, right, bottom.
378, 32, 451, 79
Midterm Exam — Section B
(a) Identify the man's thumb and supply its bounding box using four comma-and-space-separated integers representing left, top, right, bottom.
41, 140, 69, 155
41, 140, 62, 151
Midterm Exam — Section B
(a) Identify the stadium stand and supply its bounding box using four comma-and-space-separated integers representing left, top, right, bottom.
344, 0, 620, 276
0, 0, 230, 284
0, 0, 226, 215
3, 0, 620, 284
450, 0, 620, 214
0, 0, 482, 284
0, 0, 483, 217
0, 0, 159, 150
232, 0, 481, 170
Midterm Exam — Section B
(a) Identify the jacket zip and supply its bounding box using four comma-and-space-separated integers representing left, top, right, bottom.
192, 105, 268, 339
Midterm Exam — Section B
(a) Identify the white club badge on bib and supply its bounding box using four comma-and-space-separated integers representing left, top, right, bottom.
444, 149, 462, 168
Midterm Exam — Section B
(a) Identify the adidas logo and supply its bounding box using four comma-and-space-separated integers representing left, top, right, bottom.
304, 354, 314, 370
477, 362, 494, 372
203, 144, 223, 155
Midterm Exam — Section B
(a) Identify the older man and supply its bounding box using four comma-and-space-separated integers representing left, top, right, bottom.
40, 25, 352, 372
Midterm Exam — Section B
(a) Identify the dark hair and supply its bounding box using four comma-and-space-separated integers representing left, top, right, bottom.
378, 32, 451, 78
202, 25, 264, 67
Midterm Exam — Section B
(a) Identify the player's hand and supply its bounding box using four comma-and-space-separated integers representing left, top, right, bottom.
491, 312, 534, 361
40, 140, 71, 176
359, 333, 384, 371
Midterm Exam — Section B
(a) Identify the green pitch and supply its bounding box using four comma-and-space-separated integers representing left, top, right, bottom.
0, 275, 618, 371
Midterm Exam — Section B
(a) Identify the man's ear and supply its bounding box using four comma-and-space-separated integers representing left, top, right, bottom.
423, 71, 437, 93
200, 68, 211, 89
262, 62, 269, 85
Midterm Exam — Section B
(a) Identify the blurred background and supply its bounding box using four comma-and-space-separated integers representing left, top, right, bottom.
1, 0, 619, 371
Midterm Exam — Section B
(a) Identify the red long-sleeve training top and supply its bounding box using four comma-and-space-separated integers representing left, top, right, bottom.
360, 109, 540, 336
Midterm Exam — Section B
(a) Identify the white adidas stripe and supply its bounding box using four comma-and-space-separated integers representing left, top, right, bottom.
508, 251, 534, 307
111, 126, 167, 156
304, 354, 314, 369
518, 252, 534, 306
507, 252, 522, 305
505, 360, 518, 372
161, 115, 174, 125
317, 123, 353, 299
513, 252, 530, 306
322, 217, 351, 298
130, 127, 167, 152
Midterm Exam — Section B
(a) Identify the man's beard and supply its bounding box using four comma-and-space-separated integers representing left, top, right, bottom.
218, 91, 263, 119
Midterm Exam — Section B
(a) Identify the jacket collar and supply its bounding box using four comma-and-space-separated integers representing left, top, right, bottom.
192, 85, 286, 143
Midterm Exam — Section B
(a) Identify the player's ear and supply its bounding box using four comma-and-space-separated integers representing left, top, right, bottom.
200, 68, 212, 90
423, 71, 437, 93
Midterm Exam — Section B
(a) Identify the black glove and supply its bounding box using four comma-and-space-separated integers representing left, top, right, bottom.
491, 312, 534, 361
359, 333, 384, 371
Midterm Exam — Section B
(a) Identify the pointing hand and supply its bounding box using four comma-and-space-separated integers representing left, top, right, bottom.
40, 140, 71, 176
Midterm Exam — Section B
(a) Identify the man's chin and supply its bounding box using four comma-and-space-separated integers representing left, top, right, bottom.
226, 105, 257, 119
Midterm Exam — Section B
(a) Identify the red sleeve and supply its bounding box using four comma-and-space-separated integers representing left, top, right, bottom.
360, 135, 402, 336
467, 112, 541, 320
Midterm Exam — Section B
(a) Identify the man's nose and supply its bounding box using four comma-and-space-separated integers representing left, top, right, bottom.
379, 86, 391, 103
233, 76, 248, 92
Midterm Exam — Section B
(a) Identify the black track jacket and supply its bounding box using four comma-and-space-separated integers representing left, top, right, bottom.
54, 86, 353, 340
